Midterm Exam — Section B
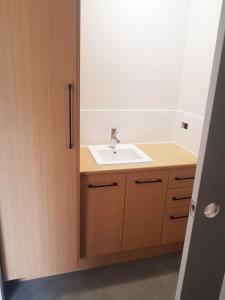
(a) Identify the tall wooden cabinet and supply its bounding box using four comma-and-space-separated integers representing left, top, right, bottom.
0, 0, 80, 280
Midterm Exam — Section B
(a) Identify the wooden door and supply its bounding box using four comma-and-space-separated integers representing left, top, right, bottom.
0, 0, 80, 280
81, 173, 126, 258
123, 170, 169, 250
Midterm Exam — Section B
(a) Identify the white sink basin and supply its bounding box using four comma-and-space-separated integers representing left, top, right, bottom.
88, 144, 153, 165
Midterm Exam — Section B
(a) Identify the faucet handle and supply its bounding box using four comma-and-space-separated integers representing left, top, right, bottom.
112, 127, 118, 134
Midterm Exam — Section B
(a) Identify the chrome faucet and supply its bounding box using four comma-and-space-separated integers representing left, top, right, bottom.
110, 128, 120, 149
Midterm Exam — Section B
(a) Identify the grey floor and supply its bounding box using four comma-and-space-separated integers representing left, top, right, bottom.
5, 253, 181, 300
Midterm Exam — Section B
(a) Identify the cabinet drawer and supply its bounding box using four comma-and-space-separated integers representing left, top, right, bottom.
81, 173, 126, 258
161, 206, 189, 244
166, 187, 193, 208
123, 169, 169, 251
169, 167, 196, 188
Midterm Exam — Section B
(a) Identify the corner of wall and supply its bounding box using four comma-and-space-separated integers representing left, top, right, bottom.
174, 0, 222, 156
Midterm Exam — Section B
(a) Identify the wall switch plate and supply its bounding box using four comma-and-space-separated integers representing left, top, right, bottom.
181, 122, 189, 130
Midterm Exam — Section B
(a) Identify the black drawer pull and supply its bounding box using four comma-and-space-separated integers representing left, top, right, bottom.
175, 176, 195, 181
88, 182, 118, 189
172, 196, 192, 201
170, 215, 188, 220
135, 179, 162, 184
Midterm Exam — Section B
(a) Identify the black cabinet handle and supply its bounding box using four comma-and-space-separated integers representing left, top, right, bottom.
135, 179, 162, 184
172, 196, 192, 201
170, 215, 188, 220
68, 84, 73, 149
88, 182, 118, 189
175, 176, 195, 181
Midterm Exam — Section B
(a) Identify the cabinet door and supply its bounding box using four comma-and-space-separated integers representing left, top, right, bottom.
161, 206, 190, 244
81, 173, 126, 258
123, 170, 169, 251
0, 0, 80, 280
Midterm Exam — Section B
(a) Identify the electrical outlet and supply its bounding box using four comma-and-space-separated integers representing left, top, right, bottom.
181, 122, 189, 130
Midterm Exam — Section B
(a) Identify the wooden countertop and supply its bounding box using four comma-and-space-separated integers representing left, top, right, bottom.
80, 143, 197, 175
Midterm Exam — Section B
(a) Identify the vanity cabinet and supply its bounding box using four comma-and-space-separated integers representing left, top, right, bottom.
80, 166, 196, 262
0, 0, 80, 280
81, 173, 126, 257
122, 170, 169, 250
79, 144, 197, 270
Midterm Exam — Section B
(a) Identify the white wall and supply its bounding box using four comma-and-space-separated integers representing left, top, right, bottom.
175, 0, 222, 154
81, 0, 222, 152
80, 0, 189, 145
220, 276, 225, 300
81, 110, 176, 145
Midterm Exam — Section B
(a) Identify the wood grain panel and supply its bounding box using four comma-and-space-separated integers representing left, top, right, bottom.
166, 187, 193, 208
123, 170, 169, 251
169, 167, 196, 188
81, 173, 126, 258
0, 0, 80, 280
161, 206, 190, 244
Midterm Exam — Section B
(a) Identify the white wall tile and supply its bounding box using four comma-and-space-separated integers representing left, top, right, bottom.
81, 110, 176, 145
80, 1, 222, 154
174, 111, 204, 155
81, 0, 189, 110
178, 0, 222, 117
174, 0, 222, 155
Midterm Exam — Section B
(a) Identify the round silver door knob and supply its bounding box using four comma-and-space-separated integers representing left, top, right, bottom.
204, 203, 220, 219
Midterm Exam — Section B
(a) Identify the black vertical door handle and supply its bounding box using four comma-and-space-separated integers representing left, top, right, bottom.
68, 83, 73, 149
